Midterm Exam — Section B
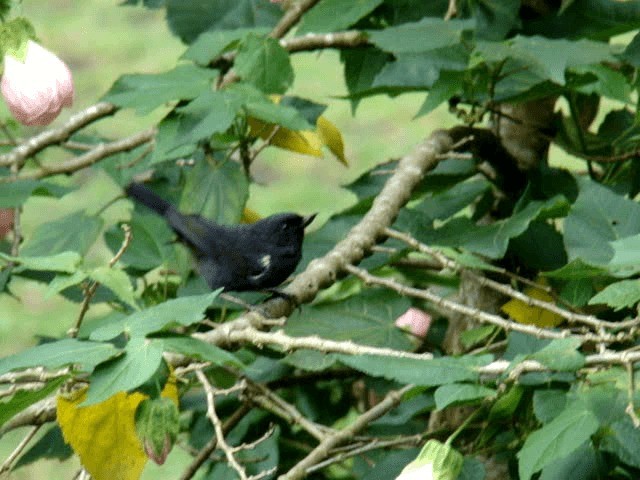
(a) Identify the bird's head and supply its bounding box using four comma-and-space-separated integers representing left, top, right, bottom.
255, 212, 316, 247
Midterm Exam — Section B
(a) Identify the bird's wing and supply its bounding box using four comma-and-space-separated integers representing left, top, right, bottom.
164, 209, 222, 255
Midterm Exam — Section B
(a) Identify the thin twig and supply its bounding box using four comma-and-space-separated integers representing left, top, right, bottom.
69, 224, 132, 338
279, 385, 413, 479
0, 102, 117, 167
269, 0, 322, 39
625, 361, 640, 427
0, 425, 40, 474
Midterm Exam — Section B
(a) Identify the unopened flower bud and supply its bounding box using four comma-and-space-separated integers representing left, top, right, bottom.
135, 397, 179, 465
395, 307, 432, 338
1, 40, 74, 126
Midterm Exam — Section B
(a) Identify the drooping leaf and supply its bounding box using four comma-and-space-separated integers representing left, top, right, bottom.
89, 291, 221, 340
84, 337, 164, 406
0, 339, 120, 376
102, 64, 218, 114
517, 406, 600, 480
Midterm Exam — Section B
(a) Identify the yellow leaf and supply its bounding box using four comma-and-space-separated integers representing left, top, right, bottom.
57, 378, 179, 480
317, 116, 347, 165
248, 117, 323, 157
501, 285, 564, 327
57, 388, 147, 480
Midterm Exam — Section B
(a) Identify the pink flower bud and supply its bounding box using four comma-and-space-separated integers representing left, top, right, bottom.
395, 307, 432, 338
1, 40, 74, 126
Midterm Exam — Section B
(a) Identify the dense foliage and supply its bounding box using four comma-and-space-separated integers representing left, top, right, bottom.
1, 1, 640, 479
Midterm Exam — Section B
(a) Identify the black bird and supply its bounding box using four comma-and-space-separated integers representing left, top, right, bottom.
125, 182, 315, 292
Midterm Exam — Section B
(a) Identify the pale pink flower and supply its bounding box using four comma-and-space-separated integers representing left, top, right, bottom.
1, 40, 74, 126
395, 307, 432, 338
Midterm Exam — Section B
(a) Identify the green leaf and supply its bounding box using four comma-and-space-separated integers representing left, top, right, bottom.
285, 289, 413, 350
0, 339, 120, 376
406, 439, 464, 480
527, 338, 584, 372
533, 390, 568, 424
102, 64, 218, 114
179, 157, 248, 225
175, 90, 240, 145
283, 350, 338, 372
471, 0, 520, 40
368, 18, 473, 54
235, 34, 293, 94
89, 291, 221, 340
517, 406, 599, 480
607, 234, 640, 277
523, 0, 640, 41
539, 442, 599, 480
414, 198, 562, 259
46, 270, 88, 298
165, 0, 282, 44
415, 71, 465, 117
460, 325, 498, 350
298, 0, 383, 34
0, 251, 81, 274
20, 211, 103, 258
0, 377, 66, 428
434, 383, 496, 410
336, 354, 489, 387
182, 27, 270, 65
148, 112, 198, 166
160, 335, 243, 368
564, 179, 640, 267
89, 267, 138, 310
600, 418, 640, 468
84, 337, 163, 406
588, 279, 640, 311
489, 385, 524, 421
0, 179, 40, 207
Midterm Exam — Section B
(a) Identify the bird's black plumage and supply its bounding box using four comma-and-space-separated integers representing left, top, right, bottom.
125, 182, 315, 291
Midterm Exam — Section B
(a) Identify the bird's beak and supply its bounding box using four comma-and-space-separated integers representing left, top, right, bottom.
302, 213, 317, 228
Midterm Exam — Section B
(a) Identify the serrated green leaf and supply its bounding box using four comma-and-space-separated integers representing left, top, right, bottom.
179, 156, 248, 225
336, 354, 489, 387
416, 71, 465, 117
160, 335, 243, 368
84, 337, 163, 406
20, 211, 103, 258
517, 406, 599, 480
298, 0, 383, 34
46, 270, 88, 298
89, 267, 138, 310
588, 279, 640, 311
89, 291, 221, 340
564, 179, 640, 268
148, 112, 198, 166
0, 339, 120, 376
175, 90, 240, 145
235, 34, 293, 94
102, 64, 218, 114
0, 251, 81, 274
434, 383, 496, 410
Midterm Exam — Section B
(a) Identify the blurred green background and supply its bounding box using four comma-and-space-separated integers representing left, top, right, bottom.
0, 2, 451, 478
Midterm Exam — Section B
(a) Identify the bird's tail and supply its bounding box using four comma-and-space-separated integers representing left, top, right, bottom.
125, 182, 172, 216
